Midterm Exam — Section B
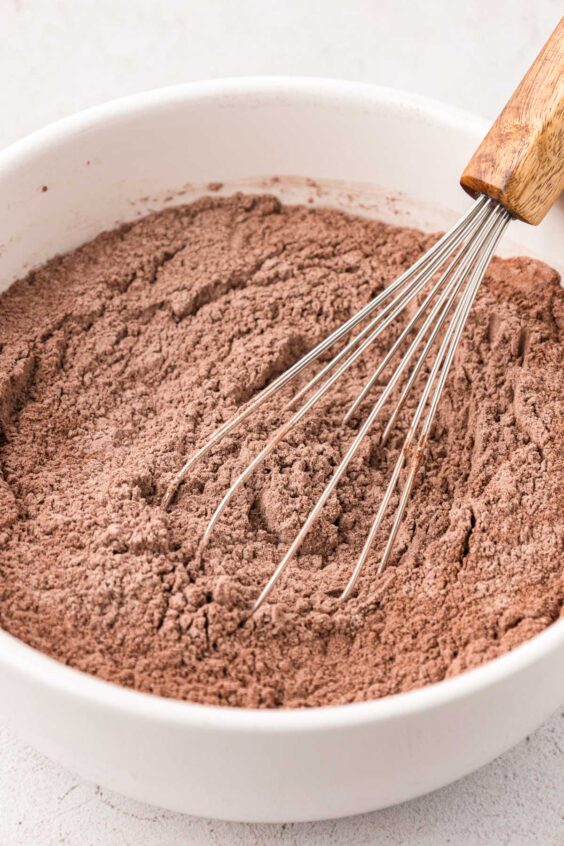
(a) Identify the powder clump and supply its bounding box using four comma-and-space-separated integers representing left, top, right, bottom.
0, 194, 562, 707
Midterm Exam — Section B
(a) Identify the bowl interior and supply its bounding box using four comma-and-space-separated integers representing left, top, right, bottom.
0, 79, 562, 295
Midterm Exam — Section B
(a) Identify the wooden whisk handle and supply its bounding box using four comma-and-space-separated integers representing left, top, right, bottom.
461, 17, 564, 225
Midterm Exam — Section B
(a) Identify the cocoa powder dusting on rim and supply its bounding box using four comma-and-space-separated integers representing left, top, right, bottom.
0, 194, 562, 708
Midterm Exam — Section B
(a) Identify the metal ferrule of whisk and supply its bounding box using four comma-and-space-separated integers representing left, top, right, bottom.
162, 195, 512, 613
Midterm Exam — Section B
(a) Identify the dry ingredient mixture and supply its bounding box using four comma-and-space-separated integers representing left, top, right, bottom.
0, 194, 562, 708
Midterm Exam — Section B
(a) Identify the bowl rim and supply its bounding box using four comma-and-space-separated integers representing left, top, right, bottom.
1, 75, 562, 733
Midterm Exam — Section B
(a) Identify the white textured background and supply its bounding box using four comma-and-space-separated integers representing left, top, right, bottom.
1, 2, 563, 844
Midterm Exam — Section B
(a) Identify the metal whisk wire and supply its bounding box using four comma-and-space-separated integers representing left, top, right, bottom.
162, 196, 511, 614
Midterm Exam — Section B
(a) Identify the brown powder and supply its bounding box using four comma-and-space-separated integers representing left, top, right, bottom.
0, 194, 562, 708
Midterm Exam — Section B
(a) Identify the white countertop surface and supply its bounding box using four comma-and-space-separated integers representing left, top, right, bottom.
1, 1, 563, 843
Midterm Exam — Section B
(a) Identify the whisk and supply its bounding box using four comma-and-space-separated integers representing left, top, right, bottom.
163, 21, 564, 613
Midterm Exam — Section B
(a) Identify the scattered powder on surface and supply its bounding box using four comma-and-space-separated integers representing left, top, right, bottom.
0, 194, 562, 708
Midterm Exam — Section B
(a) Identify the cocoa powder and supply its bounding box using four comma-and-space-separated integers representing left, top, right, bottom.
0, 194, 562, 708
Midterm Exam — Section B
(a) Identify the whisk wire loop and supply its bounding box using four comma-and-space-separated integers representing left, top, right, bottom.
162, 196, 511, 615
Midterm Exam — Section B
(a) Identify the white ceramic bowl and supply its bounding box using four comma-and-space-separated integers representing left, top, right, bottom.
0, 79, 562, 824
